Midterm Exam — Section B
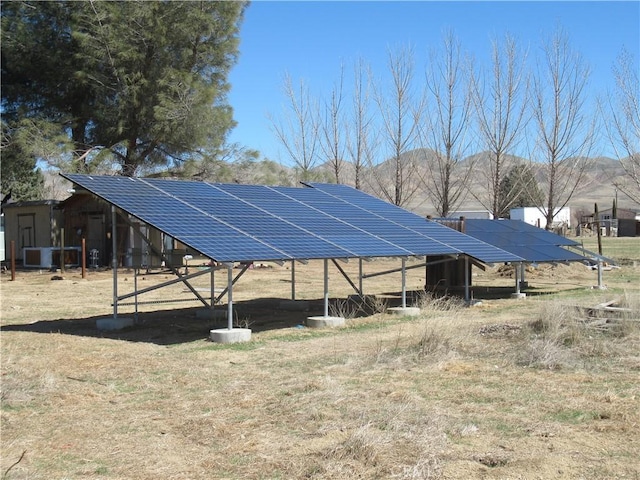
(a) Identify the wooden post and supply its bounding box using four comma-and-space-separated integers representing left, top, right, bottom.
81, 237, 87, 279
60, 227, 65, 273
594, 203, 602, 256
594, 203, 605, 289
10, 240, 15, 281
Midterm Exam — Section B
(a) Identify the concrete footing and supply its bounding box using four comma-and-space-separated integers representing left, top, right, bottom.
511, 292, 527, 299
96, 317, 134, 331
279, 300, 310, 311
387, 306, 421, 317
209, 328, 252, 344
306, 316, 345, 328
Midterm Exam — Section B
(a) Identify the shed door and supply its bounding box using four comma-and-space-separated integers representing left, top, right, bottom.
18, 214, 35, 249
87, 214, 106, 265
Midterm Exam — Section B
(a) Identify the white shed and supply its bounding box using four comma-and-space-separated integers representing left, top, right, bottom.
510, 207, 571, 229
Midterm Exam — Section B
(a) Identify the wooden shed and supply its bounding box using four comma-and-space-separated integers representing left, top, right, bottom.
579, 207, 640, 237
61, 192, 114, 267
2, 200, 64, 266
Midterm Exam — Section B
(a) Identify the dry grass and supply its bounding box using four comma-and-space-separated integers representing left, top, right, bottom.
2, 248, 640, 479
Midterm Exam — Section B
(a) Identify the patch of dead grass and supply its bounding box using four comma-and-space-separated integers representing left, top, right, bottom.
513, 295, 640, 371
2, 254, 640, 479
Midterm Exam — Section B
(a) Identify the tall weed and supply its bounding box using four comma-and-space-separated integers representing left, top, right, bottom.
516, 301, 581, 369
516, 295, 640, 370
414, 293, 466, 360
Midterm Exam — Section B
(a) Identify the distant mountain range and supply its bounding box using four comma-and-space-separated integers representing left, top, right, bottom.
356, 150, 639, 218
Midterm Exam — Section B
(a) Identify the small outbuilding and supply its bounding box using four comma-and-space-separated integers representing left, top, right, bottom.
580, 207, 640, 237
1, 200, 69, 267
60, 191, 116, 267
510, 206, 571, 232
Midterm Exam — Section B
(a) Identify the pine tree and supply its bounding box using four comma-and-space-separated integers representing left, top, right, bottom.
2, 1, 247, 176
498, 164, 543, 218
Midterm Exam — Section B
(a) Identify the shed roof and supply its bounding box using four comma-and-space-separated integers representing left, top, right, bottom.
1, 200, 60, 209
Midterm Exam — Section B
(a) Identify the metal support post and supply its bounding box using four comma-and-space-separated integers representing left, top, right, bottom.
464, 256, 470, 303
597, 260, 604, 289
291, 260, 296, 300
227, 264, 233, 330
401, 258, 407, 309
323, 258, 329, 318
134, 269, 139, 322
112, 205, 118, 319
210, 265, 215, 310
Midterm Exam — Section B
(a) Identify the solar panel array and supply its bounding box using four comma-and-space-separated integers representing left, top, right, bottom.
62, 174, 523, 264
463, 219, 587, 263
304, 183, 525, 264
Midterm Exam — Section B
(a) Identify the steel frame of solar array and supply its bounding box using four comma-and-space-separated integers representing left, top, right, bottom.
62, 174, 525, 331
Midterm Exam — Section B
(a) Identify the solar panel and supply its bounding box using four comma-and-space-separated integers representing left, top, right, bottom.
303, 182, 522, 263
463, 219, 586, 263
215, 183, 418, 257
62, 174, 523, 264
275, 186, 466, 257
65, 174, 294, 262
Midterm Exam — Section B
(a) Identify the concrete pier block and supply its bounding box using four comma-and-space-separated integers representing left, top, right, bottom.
510, 292, 527, 299
209, 328, 252, 344
306, 316, 345, 328
96, 317, 134, 331
387, 306, 421, 317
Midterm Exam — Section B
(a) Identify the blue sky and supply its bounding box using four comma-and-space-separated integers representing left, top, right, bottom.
227, 1, 640, 163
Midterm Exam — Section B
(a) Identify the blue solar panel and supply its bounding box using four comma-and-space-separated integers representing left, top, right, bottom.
64, 174, 292, 262
62, 174, 523, 263
304, 183, 522, 263
463, 219, 586, 263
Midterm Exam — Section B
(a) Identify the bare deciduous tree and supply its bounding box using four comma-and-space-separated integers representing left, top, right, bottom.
371, 45, 422, 207
530, 27, 596, 229
346, 58, 375, 190
605, 47, 640, 203
419, 30, 474, 217
320, 65, 346, 184
270, 74, 321, 182
471, 33, 529, 218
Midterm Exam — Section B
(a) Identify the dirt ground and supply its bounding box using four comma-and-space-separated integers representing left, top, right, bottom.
1, 256, 639, 479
